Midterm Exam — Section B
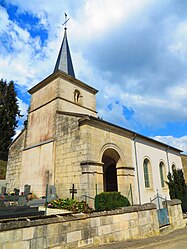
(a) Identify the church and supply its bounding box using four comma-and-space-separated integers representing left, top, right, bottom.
6, 26, 183, 205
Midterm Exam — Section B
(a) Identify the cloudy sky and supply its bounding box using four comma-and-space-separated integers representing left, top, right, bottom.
0, 0, 187, 153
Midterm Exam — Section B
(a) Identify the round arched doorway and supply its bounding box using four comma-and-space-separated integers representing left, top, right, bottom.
102, 149, 120, 192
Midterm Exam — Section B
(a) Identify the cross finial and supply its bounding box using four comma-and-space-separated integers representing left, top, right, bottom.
62, 13, 70, 30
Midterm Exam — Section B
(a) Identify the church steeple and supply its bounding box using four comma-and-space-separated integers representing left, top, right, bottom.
53, 16, 75, 78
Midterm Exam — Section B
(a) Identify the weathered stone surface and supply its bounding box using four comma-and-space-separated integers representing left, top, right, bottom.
67, 230, 82, 243
2, 241, 30, 249
164, 199, 182, 206
22, 227, 34, 240
0, 202, 185, 248
6, 130, 26, 192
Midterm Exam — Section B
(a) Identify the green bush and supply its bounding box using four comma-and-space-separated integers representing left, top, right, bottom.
95, 192, 130, 211
166, 169, 187, 213
48, 198, 92, 213
181, 191, 187, 213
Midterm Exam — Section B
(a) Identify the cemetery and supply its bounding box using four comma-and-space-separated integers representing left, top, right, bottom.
0, 184, 57, 219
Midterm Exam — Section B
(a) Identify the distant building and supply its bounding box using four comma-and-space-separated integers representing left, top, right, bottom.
6, 26, 183, 205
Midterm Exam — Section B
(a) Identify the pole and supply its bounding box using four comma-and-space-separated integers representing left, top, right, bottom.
45, 183, 48, 215
130, 183, 133, 205
133, 135, 141, 205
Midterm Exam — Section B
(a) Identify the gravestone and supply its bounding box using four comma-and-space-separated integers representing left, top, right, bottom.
14, 188, 20, 195
69, 184, 77, 199
0, 199, 6, 208
27, 185, 57, 207
24, 184, 31, 196
47, 185, 57, 199
17, 196, 27, 206
1, 186, 6, 195
0, 196, 45, 218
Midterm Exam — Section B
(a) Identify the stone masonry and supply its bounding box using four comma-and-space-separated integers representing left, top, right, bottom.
0, 203, 160, 249
6, 130, 26, 191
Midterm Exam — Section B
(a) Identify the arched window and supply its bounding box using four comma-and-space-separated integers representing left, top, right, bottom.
172, 164, 176, 172
159, 162, 165, 187
74, 89, 81, 104
143, 158, 150, 188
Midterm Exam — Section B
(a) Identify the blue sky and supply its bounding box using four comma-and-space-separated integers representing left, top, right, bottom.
0, 0, 187, 153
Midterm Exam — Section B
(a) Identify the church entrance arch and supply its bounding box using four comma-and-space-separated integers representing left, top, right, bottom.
102, 148, 120, 192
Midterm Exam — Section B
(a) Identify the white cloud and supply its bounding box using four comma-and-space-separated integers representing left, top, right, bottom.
0, 0, 187, 140
13, 128, 22, 140
168, 20, 187, 60
153, 135, 187, 154
17, 97, 28, 118
71, 0, 150, 40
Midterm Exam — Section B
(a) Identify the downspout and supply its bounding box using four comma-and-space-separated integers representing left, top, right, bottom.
166, 147, 170, 173
133, 134, 141, 205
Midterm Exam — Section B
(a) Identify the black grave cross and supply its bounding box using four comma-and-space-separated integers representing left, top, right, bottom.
69, 184, 77, 199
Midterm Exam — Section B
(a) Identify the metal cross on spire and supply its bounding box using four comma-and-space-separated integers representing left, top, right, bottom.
53, 13, 75, 77
62, 13, 70, 30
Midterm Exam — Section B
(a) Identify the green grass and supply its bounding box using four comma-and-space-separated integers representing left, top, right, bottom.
0, 160, 7, 179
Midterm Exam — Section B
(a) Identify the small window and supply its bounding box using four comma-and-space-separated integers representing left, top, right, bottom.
143, 158, 150, 188
172, 164, 176, 172
159, 162, 165, 187
74, 89, 81, 104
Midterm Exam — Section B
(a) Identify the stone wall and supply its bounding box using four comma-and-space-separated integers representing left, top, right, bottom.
0, 180, 5, 192
55, 113, 88, 199
81, 122, 134, 202
54, 112, 135, 205
166, 199, 186, 229
0, 204, 159, 249
6, 130, 26, 192
0, 202, 185, 249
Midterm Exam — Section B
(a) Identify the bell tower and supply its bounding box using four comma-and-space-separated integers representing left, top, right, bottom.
26, 16, 98, 147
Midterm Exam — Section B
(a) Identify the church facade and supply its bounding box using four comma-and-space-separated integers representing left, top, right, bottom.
6, 28, 183, 205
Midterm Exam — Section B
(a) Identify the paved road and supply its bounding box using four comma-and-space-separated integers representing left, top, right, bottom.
86, 226, 187, 249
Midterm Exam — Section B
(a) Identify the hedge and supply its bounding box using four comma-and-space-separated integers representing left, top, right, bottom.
95, 192, 130, 211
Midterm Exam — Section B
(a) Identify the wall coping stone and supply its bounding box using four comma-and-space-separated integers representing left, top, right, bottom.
0, 203, 157, 232
163, 199, 182, 206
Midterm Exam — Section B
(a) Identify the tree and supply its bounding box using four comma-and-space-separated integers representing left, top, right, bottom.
166, 169, 187, 212
0, 79, 21, 161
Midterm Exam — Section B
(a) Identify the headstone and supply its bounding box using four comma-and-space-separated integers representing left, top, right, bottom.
1, 186, 6, 194
17, 196, 27, 206
27, 185, 57, 207
14, 188, 20, 195
24, 184, 31, 196
0, 199, 6, 208
47, 185, 57, 198
0, 198, 45, 218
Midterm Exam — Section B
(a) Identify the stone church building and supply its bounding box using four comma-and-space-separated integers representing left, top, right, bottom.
6, 27, 183, 205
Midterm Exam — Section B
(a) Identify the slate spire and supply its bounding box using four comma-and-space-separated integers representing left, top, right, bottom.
53, 24, 75, 78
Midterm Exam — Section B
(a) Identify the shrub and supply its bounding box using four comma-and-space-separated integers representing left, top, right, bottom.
166, 169, 187, 213
48, 198, 92, 213
95, 192, 130, 211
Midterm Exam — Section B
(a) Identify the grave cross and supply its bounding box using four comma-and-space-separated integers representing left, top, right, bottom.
69, 184, 77, 200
